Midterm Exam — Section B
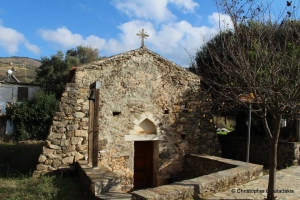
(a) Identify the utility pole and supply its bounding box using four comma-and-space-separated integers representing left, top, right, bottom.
238, 93, 262, 162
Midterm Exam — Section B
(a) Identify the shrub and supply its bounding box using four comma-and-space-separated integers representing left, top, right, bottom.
6, 91, 58, 140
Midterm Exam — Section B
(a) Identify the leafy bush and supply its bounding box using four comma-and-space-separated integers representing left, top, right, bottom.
6, 91, 58, 140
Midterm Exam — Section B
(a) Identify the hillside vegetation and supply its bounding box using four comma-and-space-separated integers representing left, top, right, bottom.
0, 57, 41, 83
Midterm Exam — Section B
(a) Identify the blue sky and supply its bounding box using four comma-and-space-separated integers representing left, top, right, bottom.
0, 0, 291, 67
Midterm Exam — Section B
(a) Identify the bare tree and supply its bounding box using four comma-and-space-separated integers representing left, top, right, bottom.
193, 0, 300, 199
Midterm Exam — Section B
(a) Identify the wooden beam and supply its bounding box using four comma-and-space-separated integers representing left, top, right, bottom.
88, 99, 94, 165
92, 88, 100, 167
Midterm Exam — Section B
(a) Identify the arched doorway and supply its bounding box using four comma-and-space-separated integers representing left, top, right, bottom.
134, 119, 156, 189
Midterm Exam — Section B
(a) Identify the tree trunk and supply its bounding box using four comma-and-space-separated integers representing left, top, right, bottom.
267, 138, 278, 200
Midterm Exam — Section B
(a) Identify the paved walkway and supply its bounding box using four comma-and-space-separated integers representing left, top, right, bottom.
207, 166, 300, 200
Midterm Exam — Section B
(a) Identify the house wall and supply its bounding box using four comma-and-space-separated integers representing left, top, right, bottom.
0, 83, 40, 138
0, 83, 40, 114
33, 48, 222, 190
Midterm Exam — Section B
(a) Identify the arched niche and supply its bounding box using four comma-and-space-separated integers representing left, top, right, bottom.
136, 119, 156, 135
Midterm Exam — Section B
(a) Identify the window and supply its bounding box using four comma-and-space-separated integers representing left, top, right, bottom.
113, 111, 121, 116
17, 87, 28, 101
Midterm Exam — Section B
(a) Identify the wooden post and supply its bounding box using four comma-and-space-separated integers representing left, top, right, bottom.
93, 88, 100, 167
88, 82, 101, 168
88, 98, 94, 165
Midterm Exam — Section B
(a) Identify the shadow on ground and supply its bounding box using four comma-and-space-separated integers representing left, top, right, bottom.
0, 141, 44, 177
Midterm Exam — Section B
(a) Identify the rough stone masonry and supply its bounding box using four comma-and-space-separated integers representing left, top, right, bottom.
33, 47, 222, 191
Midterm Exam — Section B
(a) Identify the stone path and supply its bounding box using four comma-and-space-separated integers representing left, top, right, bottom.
206, 166, 300, 200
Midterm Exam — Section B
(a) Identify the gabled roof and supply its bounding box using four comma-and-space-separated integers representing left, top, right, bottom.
67, 47, 199, 82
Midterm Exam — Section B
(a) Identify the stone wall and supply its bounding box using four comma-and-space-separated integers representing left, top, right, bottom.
184, 154, 235, 179
34, 48, 222, 191
34, 83, 87, 176
132, 155, 263, 199
218, 135, 300, 168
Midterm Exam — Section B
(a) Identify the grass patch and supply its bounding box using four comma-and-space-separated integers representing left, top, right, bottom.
0, 175, 58, 200
0, 141, 94, 199
0, 175, 93, 200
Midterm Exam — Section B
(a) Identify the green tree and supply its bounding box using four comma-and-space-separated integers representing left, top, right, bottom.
66, 46, 99, 65
192, 1, 300, 199
35, 51, 68, 99
35, 46, 100, 99
6, 91, 58, 140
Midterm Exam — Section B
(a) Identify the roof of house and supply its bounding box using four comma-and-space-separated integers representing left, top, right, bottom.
0, 81, 41, 87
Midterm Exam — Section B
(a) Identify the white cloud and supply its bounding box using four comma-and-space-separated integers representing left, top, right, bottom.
37, 11, 231, 68
101, 2, 230, 67
105, 20, 154, 54
150, 20, 220, 67
112, 0, 199, 22
169, 0, 199, 13
112, 0, 175, 22
102, 19, 221, 67
0, 20, 40, 55
38, 26, 106, 50
208, 12, 233, 30
24, 42, 40, 55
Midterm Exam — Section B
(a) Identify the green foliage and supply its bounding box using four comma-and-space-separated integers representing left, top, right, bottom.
35, 51, 69, 99
5, 91, 58, 141
35, 46, 100, 99
66, 45, 99, 65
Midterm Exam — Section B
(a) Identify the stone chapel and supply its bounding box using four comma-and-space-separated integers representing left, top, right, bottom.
33, 35, 222, 191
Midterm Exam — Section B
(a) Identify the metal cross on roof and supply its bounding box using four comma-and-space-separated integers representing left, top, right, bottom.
136, 29, 149, 48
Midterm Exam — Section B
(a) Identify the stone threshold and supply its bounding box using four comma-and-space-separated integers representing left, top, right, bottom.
132, 155, 263, 200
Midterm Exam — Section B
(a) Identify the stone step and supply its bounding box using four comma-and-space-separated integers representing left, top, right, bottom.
77, 161, 123, 196
96, 190, 132, 200
132, 185, 194, 200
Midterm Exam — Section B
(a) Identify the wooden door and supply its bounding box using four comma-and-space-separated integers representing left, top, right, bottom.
134, 141, 153, 189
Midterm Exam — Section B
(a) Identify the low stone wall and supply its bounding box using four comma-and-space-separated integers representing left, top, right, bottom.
184, 154, 235, 179
218, 135, 300, 168
132, 155, 263, 199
